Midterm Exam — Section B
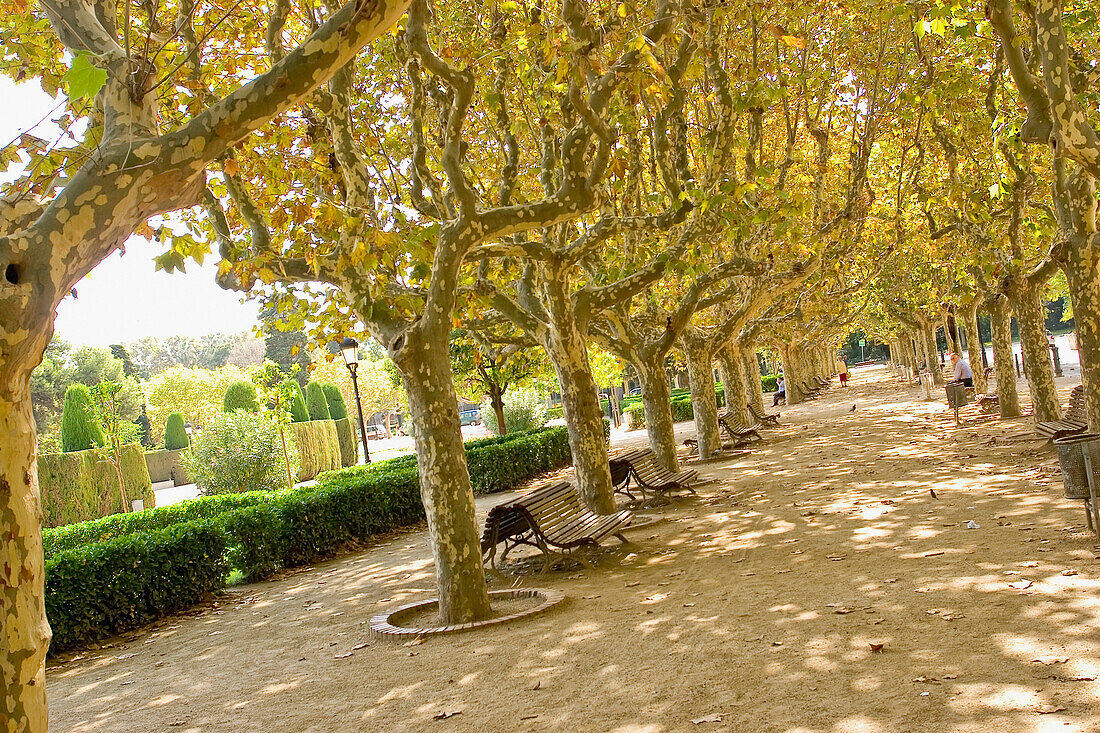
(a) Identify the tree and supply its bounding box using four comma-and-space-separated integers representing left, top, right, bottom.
223, 381, 260, 412
450, 331, 547, 436
90, 380, 144, 511
1, 0, 409, 713
164, 413, 190, 451
109, 344, 137, 377
60, 384, 107, 452
305, 382, 332, 421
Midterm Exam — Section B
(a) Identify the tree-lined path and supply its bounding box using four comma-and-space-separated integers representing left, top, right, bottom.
48, 367, 1100, 732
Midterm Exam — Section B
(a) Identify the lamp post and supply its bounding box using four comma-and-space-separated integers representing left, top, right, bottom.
340, 337, 371, 464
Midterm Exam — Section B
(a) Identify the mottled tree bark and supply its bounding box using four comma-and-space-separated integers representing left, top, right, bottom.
919, 320, 944, 385
741, 343, 766, 416
782, 344, 806, 404
988, 296, 1022, 418
683, 344, 721, 458
1063, 250, 1100, 430
1013, 285, 1060, 422
963, 301, 990, 395
0, 377, 50, 730
718, 347, 750, 426
634, 361, 679, 472
399, 340, 492, 623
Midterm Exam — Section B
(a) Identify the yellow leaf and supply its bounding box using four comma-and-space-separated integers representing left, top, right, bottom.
780, 35, 804, 49
223, 158, 239, 177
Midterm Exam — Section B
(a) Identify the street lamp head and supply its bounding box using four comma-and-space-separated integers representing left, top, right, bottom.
340, 337, 360, 369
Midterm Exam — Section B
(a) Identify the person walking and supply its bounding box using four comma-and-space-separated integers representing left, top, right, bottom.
836, 356, 849, 387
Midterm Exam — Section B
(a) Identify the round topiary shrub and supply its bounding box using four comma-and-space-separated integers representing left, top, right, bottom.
320, 383, 348, 420
181, 411, 299, 495
164, 412, 190, 450
305, 381, 332, 421
60, 384, 106, 452
285, 380, 309, 422
223, 380, 260, 412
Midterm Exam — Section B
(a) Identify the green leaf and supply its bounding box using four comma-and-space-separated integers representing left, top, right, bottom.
64, 52, 108, 102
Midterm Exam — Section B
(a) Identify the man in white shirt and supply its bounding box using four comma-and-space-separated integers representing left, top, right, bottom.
949, 352, 973, 387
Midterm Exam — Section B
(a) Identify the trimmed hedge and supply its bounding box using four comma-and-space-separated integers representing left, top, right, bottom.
321, 383, 349, 420
305, 382, 332, 421
164, 412, 189, 450
288, 419, 342, 481
624, 403, 645, 430
333, 417, 359, 467
37, 444, 156, 528
60, 384, 106, 452
287, 380, 309, 422
46, 520, 228, 652
223, 381, 260, 412
42, 424, 589, 652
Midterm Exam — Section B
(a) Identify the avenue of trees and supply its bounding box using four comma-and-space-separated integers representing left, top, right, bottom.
2, 0, 1099, 728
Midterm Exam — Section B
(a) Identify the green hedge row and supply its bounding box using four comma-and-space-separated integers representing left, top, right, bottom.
288, 419, 342, 481
37, 445, 156, 528
43, 426, 582, 652
333, 417, 359, 467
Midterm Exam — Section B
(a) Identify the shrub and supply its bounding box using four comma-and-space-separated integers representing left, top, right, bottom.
761, 374, 780, 392
321, 382, 348, 419
223, 380, 260, 412
164, 412, 189, 450
46, 520, 228, 652
286, 379, 309, 422
481, 387, 547, 435
145, 365, 252, 444
305, 382, 332, 420
60, 384, 106, 452
288, 419, 341, 481
37, 444, 155, 527
333, 417, 359, 467
182, 411, 298, 495
624, 403, 646, 430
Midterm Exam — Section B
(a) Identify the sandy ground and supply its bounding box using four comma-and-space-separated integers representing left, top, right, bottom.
47, 365, 1100, 733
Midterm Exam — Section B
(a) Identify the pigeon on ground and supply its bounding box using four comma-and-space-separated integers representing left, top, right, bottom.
850, 404, 856, 412
930, 488, 938, 499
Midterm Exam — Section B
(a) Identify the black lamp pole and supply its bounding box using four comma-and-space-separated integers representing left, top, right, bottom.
341, 337, 371, 464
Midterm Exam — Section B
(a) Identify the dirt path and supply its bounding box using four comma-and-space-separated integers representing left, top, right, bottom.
48, 366, 1100, 732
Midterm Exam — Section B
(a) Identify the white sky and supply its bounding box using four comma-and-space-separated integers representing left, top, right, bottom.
1, 76, 262, 348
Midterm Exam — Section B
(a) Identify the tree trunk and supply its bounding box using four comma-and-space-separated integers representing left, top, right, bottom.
943, 313, 958, 354
921, 322, 944, 385
635, 360, 679, 472
489, 384, 507, 436
963, 301, 989, 395
0, 377, 51, 730
543, 288, 615, 513
741, 344, 765, 415
1014, 285, 1060, 422
1063, 251, 1100, 430
718, 346, 750, 426
988, 296, 1022, 418
684, 345, 721, 458
400, 338, 492, 624
783, 345, 807, 404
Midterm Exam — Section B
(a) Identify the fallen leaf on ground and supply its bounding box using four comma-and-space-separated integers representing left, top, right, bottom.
644, 593, 668, 602
691, 713, 723, 724
1008, 580, 1033, 590
403, 637, 425, 647
869, 643, 884, 652
625, 581, 641, 587
1037, 704, 1066, 715
923, 551, 945, 557
1032, 656, 1069, 665
433, 710, 462, 720
530, 680, 541, 690
581, 595, 600, 600
334, 652, 353, 659
1061, 570, 1078, 576
827, 555, 847, 561
833, 607, 855, 615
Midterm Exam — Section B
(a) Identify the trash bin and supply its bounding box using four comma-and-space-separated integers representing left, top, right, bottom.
1054, 433, 1100, 500
945, 383, 968, 409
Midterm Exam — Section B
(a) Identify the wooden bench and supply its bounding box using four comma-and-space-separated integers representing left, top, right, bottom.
1037, 385, 1087, 441
480, 481, 633, 572
747, 402, 780, 427
798, 380, 824, 399
717, 409, 763, 446
613, 448, 699, 500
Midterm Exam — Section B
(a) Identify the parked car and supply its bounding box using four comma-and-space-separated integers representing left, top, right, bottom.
627, 388, 643, 398
459, 409, 481, 426
364, 424, 386, 440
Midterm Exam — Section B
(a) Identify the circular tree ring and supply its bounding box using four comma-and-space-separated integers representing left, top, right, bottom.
369, 588, 565, 640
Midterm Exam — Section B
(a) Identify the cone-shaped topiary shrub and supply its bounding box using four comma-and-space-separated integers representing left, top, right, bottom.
61, 384, 107, 453
320, 383, 348, 420
305, 382, 332, 420
223, 380, 260, 412
164, 412, 190, 450
286, 380, 309, 422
